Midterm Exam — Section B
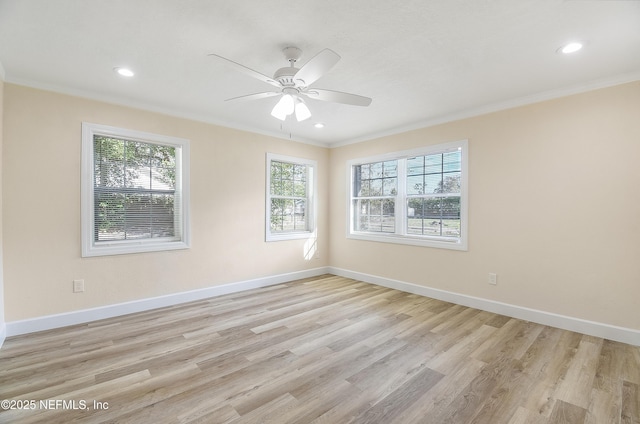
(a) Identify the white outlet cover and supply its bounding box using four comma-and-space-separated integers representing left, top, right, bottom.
73, 279, 85, 293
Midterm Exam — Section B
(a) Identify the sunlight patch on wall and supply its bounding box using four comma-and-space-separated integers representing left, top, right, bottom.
304, 229, 318, 261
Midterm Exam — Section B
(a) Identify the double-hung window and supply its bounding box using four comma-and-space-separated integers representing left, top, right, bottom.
81, 123, 190, 257
266, 153, 317, 241
348, 140, 468, 250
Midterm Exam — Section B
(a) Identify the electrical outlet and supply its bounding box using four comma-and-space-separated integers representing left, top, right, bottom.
73, 279, 85, 293
488, 273, 497, 285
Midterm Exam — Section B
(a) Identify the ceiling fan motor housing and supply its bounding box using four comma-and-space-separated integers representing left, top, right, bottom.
274, 66, 300, 87
281, 87, 299, 96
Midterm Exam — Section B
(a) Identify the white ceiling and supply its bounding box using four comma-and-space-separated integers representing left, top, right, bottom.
0, 0, 639, 146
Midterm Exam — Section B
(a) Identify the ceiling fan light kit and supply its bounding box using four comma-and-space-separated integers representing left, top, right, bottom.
271, 93, 294, 120
211, 46, 372, 123
270, 94, 311, 122
294, 97, 311, 121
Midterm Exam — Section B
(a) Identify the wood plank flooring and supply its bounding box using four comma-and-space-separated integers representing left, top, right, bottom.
0, 274, 638, 423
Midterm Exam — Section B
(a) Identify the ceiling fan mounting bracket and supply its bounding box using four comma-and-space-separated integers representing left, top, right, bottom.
282, 46, 302, 63
274, 46, 304, 86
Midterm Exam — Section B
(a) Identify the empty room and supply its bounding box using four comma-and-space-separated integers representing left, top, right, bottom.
0, 1, 639, 423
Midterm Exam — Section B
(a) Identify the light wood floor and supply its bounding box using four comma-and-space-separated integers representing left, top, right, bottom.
1, 275, 639, 424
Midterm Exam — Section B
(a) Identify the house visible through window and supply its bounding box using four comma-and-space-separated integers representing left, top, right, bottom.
406, 150, 462, 237
352, 160, 397, 233
348, 140, 468, 250
266, 153, 316, 241
82, 123, 190, 256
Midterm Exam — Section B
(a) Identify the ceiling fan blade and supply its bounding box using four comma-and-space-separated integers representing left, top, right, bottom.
209, 54, 281, 88
225, 92, 281, 102
293, 49, 341, 87
303, 88, 372, 107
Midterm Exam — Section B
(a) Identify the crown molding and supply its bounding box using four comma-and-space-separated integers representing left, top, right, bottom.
330, 72, 640, 148
5, 71, 639, 150
3, 76, 331, 148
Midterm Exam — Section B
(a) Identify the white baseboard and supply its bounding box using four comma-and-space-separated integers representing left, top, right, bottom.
6, 266, 639, 347
5, 267, 330, 338
0, 323, 6, 349
329, 267, 640, 347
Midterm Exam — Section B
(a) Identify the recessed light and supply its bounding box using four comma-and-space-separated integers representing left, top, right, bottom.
314, 123, 324, 129
114, 67, 135, 77
559, 42, 583, 54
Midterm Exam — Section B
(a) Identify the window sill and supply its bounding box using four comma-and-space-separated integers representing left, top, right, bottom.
347, 231, 467, 251
82, 240, 190, 257
266, 231, 315, 242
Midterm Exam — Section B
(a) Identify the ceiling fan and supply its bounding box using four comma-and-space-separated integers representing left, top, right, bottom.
209, 47, 372, 122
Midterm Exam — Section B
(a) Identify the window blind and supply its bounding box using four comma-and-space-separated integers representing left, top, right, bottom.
93, 136, 180, 242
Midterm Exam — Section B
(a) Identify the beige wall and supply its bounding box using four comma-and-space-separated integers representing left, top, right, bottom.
3, 81, 639, 332
329, 81, 640, 330
2, 84, 329, 321
0, 76, 4, 338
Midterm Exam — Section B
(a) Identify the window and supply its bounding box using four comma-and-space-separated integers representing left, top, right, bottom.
266, 153, 317, 241
81, 123, 190, 256
348, 140, 467, 250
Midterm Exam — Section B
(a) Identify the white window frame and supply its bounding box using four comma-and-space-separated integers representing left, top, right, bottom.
266, 153, 317, 242
347, 139, 468, 251
81, 122, 191, 257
